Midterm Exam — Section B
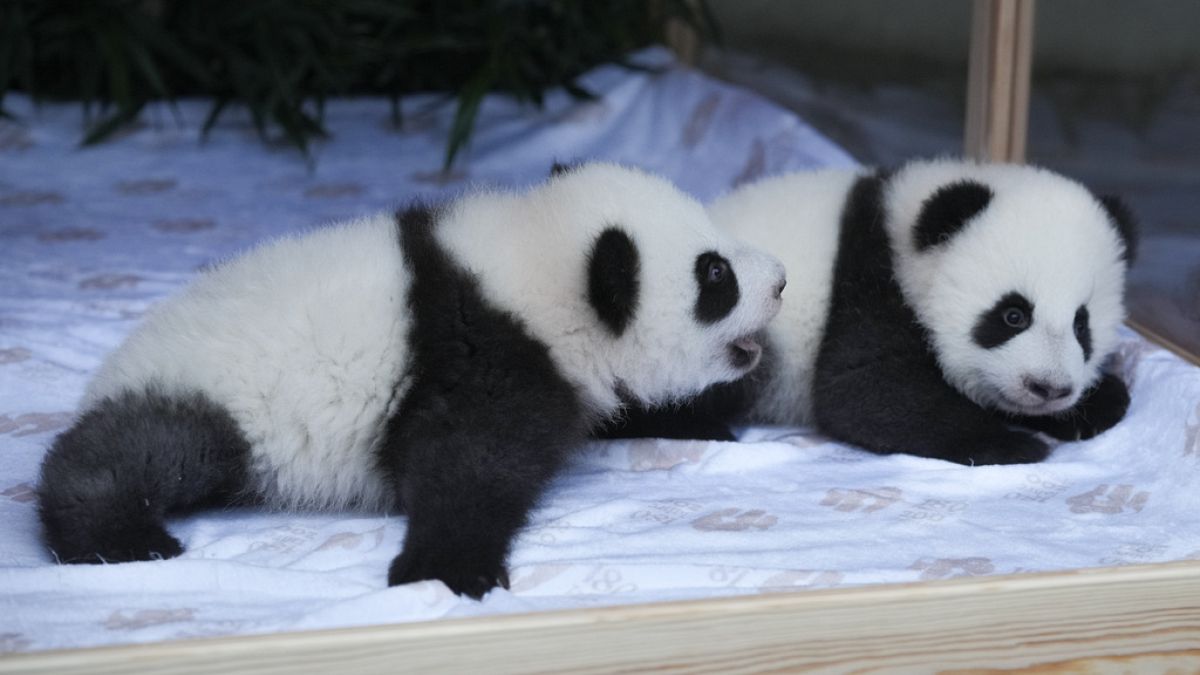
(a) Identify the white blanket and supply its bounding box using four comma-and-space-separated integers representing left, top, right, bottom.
1, 48, 1197, 654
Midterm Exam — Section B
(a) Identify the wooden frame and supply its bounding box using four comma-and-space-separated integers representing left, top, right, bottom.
1129, 320, 1200, 368
5, 561, 1199, 673
965, 0, 1036, 163
667, 0, 1038, 163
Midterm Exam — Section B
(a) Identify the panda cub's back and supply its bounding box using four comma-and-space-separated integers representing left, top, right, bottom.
84, 214, 413, 509
708, 168, 863, 425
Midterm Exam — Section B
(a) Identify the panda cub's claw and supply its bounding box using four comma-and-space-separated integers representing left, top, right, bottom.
53, 524, 184, 565
388, 549, 509, 600
964, 430, 1051, 466
112, 528, 185, 563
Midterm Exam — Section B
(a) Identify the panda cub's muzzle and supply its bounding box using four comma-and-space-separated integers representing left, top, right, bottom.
702, 250, 784, 373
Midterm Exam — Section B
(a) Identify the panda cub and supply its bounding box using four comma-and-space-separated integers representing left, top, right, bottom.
603, 159, 1137, 466
38, 163, 786, 598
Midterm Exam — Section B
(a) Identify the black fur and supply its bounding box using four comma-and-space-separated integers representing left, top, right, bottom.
598, 401, 738, 442
971, 292, 1034, 349
380, 205, 585, 599
594, 336, 776, 442
37, 389, 250, 563
1074, 305, 1093, 361
811, 173, 1051, 465
693, 252, 739, 323
1098, 195, 1138, 264
913, 180, 993, 251
549, 161, 579, 176
587, 228, 640, 336
596, 374, 759, 442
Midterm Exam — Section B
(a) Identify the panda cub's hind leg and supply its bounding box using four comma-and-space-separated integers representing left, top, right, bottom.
37, 389, 250, 564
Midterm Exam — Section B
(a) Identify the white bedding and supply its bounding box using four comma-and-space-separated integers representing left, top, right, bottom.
1, 48, 1198, 654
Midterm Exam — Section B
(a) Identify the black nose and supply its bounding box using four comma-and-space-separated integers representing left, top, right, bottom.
773, 278, 786, 299
1024, 378, 1073, 401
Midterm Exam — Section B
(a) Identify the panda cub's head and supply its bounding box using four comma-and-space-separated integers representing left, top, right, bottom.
886, 160, 1137, 417
547, 163, 786, 407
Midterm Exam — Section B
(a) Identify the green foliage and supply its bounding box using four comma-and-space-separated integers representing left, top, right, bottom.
0, 0, 715, 167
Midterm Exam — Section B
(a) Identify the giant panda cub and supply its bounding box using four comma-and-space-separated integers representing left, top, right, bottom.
602, 159, 1137, 466
38, 163, 786, 598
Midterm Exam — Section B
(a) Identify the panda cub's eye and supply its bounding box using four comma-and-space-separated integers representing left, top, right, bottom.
705, 259, 729, 285
1003, 306, 1029, 328
973, 291, 1033, 349
693, 251, 740, 323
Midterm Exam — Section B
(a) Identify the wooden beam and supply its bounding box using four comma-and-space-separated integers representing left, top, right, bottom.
965, 0, 1036, 162
1127, 319, 1200, 367
4, 561, 1200, 674
666, 16, 700, 66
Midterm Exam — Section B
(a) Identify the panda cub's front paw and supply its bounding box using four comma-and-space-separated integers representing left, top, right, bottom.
388, 547, 510, 600
1069, 373, 1130, 440
965, 430, 1051, 465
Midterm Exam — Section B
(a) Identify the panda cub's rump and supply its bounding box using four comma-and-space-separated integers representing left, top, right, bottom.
603, 159, 1136, 466
38, 163, 785, 598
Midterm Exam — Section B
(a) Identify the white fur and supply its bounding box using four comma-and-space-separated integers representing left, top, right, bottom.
708, 159, 1129, 424
708, 169, 864, 425
85, 164, 785, 510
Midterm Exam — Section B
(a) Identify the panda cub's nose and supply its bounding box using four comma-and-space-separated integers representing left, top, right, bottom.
1024, 377, 1073, 402
773, 278, 787, 299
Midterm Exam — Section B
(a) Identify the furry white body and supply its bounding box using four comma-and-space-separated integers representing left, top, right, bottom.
708, 169, 863, 425
85, 216, 411, 509
83, 164, 784, 511
708, 159, 1130, 425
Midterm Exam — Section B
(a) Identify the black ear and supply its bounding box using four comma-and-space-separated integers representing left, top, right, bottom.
1098, 195, 1138, 265
913, 180, 994, 251
587, 228, 640, 336
550, 161, 578, 177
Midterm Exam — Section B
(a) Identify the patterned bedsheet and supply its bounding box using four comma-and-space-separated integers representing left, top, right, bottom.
2, 49, 1198, 654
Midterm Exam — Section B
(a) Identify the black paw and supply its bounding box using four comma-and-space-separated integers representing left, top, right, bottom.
1017, 373, 1131, 441
53, 524, 184, 564
693, 421, 738, 442
962, 430, 1051, 466
388, 549, 510, 600
1070, 373, 1130, 440
594, 410, 737, 442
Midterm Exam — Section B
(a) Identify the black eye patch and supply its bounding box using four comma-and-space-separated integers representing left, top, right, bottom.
693, 251, 739, 324
972, 292, 1034, 349
1074, 305, 1092, 361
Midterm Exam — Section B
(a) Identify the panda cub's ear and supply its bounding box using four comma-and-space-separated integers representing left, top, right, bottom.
1098, 195, 1138, 265
913, 180, 994, 251
587, 227, 640, 336
550, 161, 579, 177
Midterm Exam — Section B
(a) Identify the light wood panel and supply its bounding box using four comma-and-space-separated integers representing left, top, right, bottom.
4, 560, 1199, 674
965, 0, 1036, 162
666, 15, 700, 65
1128, 319, 1200, 367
